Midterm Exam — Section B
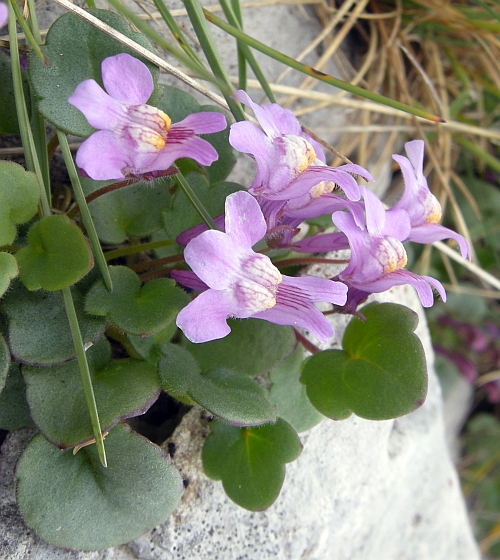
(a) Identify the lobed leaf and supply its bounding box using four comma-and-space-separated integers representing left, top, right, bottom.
16, 215, 93, 291
0, 334, 10, 394
202, 419, 302, 510
0, 363, 33, 431
22, 338, 160, 448
158, 343, 276, 426
0, 161, 40, 246
301, 302, 428, 421
0, 252, 18, 299
16, 423, 183, 550
28, 10, 161, 137
269, 345, 322, 433
182, 318, 296, 377
85, 266, 189, 336
1, 281, 106, 366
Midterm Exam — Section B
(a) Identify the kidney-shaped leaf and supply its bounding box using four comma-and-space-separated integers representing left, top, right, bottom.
85, 266, 189, 336
183, 318, 296, 377
202, 419, 302, 511
22, 338, 160, 448
16, 423, 183, 551
16, 215, 93, 291
158, 343, 276, 426
0, 160, 39, 246
28, 10, 160, 136
1, 281, 106, 366
301, 302, 428, 421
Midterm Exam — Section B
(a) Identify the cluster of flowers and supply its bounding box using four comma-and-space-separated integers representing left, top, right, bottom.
69, 53, 470, 344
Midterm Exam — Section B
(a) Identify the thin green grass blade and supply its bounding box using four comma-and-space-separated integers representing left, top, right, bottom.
57, 131, 113, 292
61, 288, 107, 467
455, 136, 500, 173
204, 9, 445, 123
7, 0, 46, 64
183, 0, 246, 121
152, 0, 203, 67
174, 169, 218, 230
104, 0, 217, 85
219, 0, 276, 102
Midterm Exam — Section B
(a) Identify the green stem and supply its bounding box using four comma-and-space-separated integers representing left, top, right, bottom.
219, 0, 276, 102
57, 131, 113, 292
174, 169, 217, 230
183, 0, 246, 121
7, 0, 46, 64
61, 288, 107, 467
203, 9, 445, 123
105, 239, 176, 261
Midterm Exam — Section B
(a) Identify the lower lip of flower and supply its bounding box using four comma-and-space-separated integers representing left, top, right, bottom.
235, 255, 283, 312
280, 135, 317, 176
379, 237, 408, 274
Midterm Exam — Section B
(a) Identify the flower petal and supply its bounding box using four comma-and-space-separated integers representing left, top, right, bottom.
404, 139, 424, 178
69, 79, 126, 131
146, 134, 218, 172
176, 289, 234, 343
183, 230, 244, 289
101, 53, 154, 104
233, 90, 281, 138
75, 130, 130, 180
0, 3, 8, 28
408, 224, 471, 259
176, 214, 226, 246
292, 232, 350, 253
224, 191, 267, 248
176, 111, 227, 134
170, 270, 209, 292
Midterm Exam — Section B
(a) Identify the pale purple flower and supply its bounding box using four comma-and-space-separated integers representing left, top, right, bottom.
0, 2, 8, 28
175, 190, 348, 343
392, 140, 471, 259
68, 53, 227, 180
229, 90, 372, 203
334, 187, 446, 308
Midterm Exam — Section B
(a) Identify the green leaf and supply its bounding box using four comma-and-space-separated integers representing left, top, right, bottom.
301, 302, 428, 421
269, 345, 322, 433
0, 252, 18, 299
128, 322, 178, 364
28, 10, 160, 137
0, 51, 30, 133
85, 266, 189, 336
16, 423, 183, 550
0, 160, 40, 246
0, 281, 106, 366
202, 419, 302, 510
16, 215, 93, 291
0, 363, 34, 430
22, 338, 160, 448
163, 173, 241, 240
0, 334, 10, 394
81, 176, 172, 244
158, 343, 276, 426
183, 318, 296, 377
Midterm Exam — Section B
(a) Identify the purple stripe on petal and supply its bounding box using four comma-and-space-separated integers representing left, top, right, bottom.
101, 53, 153, 104
176, 289, 234, 343
150, 133, 219, 170
282, 275, 347, 306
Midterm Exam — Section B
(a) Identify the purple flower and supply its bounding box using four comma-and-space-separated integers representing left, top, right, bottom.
392, 140, 471, 259
229, 90, 372, 203
68, 53, 227, 180
0, 2, 8, 28
334, 187, 446, 307
175, 190, 348, 343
